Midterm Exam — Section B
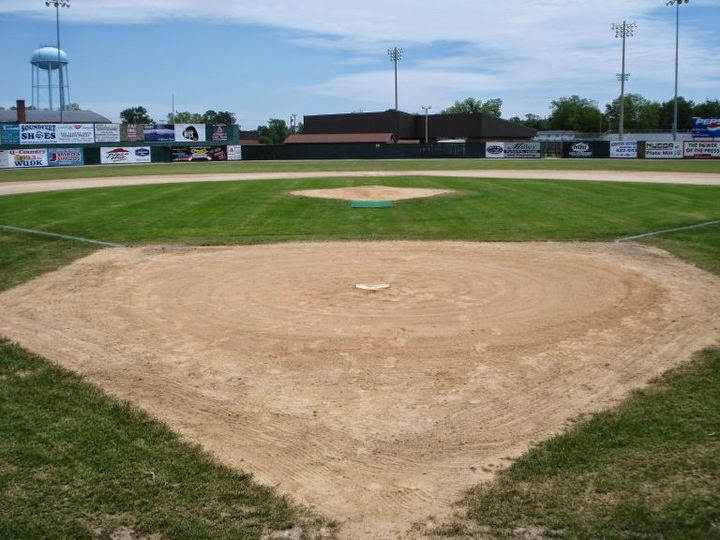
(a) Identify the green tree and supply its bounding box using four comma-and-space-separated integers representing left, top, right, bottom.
203, 110, 237, 125
508, 113, 550, 131
441, 97, 503, 117
692, 99, 720, 118
605, 93, 662, 131
257, 118, 289, 144
548, 95, 603, 132
168, 111, 204, 123
660, 97, 695, 131
120, 106, 154, 124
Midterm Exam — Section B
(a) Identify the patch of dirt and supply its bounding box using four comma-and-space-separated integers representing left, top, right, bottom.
1, 241, 719, 539
289, 185, 454, 201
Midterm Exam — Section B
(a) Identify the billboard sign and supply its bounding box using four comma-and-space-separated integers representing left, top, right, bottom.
227, 145, 242, 161
645, 142, 682, 159
20, 123, 94, 145
504, 142, 542, 158
567, 141, 593, 158
610, 141, 637, 159
7, 148, 48, 168
101, 146, 152, 164
48, 148, 84, 167
209, 125, 229, 142
174, 124, 206, 143
121, 124, 144, 142
0, 124, 20, 145
144, 124, 175, 142
485, 142, 505, 158
683, 140, 720, 159
691, 117, 720, 138
171, 146, 227, 162
95, 124, 120, 143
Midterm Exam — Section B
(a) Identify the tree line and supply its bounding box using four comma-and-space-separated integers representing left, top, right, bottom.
444, 95, 720, 133
118, 106, 236, 126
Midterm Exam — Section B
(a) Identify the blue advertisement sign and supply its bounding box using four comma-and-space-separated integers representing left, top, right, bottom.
1, 124, 21, 145
47, 148, 84, 167
692, 118, 720, 138
143, 124, 175, 142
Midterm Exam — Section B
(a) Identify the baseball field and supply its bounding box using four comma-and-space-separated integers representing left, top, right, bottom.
1, 159, 719, 539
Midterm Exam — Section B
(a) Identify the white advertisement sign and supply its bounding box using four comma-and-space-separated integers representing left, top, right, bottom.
0, 151, 8, 169
94, 123, 121, 143
504, 141, 542, 158
174, 123, 206, 143
485, 142, 505, 158
610, 141, 638, 159
645, 142, 682, 159
683, 140, 720, 159
7, 148, 48, 168
20, 123, 95, 145
101, 146, 152, 164
227, 145, 243, 161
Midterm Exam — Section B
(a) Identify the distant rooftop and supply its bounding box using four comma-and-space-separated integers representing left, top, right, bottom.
0, 109, 113, 124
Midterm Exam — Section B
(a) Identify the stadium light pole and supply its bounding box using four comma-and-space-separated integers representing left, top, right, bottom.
421, 105, 431, 143
612, 20, 636, 141
667, 0, 689, 141
45, 0, 70, 123
387, 47, 403, 111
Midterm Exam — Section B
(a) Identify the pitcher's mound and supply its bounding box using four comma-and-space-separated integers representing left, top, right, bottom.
290, 184, 454, 201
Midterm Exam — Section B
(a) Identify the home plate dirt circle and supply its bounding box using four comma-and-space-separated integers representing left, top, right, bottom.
1, 241, 719, 538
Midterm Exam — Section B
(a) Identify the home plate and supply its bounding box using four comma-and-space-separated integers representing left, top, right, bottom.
355, 282, 391, 291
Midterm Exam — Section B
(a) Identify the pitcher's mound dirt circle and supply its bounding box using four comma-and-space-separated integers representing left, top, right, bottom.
1, 241, 719, 539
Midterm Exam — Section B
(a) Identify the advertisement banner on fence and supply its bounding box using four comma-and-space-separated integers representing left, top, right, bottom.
121, 124, 144, 142
20, 123, 94, 145
504, 142, 542, 158
691, 118, 720, 139
48, 148, 84, 167
683, 140, 720, 159
485, 142, 505, 158
227, 145, 242, 161
143, 124, 174, 142
101, 146, 152, 164
567, 141, 593, 158
174, 124, 207, 143
645, 142, 682, 159
209, 125, 229, 142
94, 124, 120, 143
171, 146, 227, 162
7, 148, 48, 168
1, 124, 20, 145
610, 141, 638, 158
0, 151, 8, 169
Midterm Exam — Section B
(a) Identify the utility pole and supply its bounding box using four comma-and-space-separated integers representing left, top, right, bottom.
45, 1, 70, 123
387, 47, 403, 111
667, 0, 689, 141
421, 105, 432, 143
612, 20, 636, 141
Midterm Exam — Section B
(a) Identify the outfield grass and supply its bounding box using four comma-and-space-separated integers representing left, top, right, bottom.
0, 157, 718, 183
1, 164, 719, 538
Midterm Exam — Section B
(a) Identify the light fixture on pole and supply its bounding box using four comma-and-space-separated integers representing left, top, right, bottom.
45, 0, 70, 123
666, 0, 689, 141
612, 20, 636, 142
421, 105, 432, 144
387, 47, 403, 111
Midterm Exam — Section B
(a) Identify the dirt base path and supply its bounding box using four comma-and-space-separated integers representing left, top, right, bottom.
1, 241, 719, 538
1, 168, 720, 197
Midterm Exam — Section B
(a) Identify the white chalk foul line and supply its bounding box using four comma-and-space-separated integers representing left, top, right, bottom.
0, 225, 127, 248
615, 220, 720, 243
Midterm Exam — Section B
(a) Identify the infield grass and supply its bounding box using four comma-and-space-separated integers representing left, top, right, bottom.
1, 162, 719, 538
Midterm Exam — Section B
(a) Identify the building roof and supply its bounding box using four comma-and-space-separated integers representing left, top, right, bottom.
302, 110, 536, 141
285, 132, 396, 144
0, 109, 113, 124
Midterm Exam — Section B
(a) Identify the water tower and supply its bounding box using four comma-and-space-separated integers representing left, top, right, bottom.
31, 45, 70, 112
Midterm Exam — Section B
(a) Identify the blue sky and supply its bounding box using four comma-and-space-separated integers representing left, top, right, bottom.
1, 1, 718, 129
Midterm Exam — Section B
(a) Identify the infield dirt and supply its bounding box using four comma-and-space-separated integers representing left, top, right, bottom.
1, 236, 719, 538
